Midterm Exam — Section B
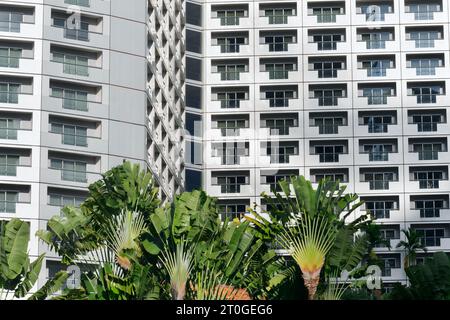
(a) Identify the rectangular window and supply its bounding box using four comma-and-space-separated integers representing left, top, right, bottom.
216, 176, 247, 193
0, 191, 18, 213
49, 193, 85, 208
314, 89, 343, 106
364, 172, 395, 190
366, 201, 396, 219
413, 143, 443, 160
313, 61, 342, 78
313, 34, 343, 50
362, 59, 391, 77
51, 87, 88, 111
415, 199, 445, 218
0, 118, 19, 139
361, 32, 391, 49
267, 144, 297, 164
51, 123, 88, 147
217, 91, 246, 109
314, 117, 344, 134
216, 37, 246, 53
0, 154, 19, 176
0, 82, 20, 103
219, 204, 247, 220
50, 159, 87, 183
411, 86, 442, 104
416, 228, 445, 246
263, 174, 292, 192
410, 58, 441, 76
412, 114, 442, 132
413, 171, 444, 189
363, 144, 393, 161
265, 63, 294, 80
54, 17, 89, 42
408, 3, 441, 20
0, 47, 21, 68
312, 7, 342, 23
216, 9, 246, 26
264, 118, 296, 135
364, 116, 393, 133
314, 145, 344, 162
0, 9, 23, 32
265, 35, 294, 52
409, 31, 440, 48
362, 87, 392, 105
216, 119, 247, 137
264, 8, 294, 24
52, 52, 89, 76
216, 64, 246, 81
265, 90, 294, 107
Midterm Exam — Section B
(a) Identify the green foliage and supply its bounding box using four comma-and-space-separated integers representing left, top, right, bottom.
388, 252, 450, 300
0, 218, 67, 300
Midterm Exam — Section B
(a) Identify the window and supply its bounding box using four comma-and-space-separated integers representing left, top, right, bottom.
415, 199, 446, 218
361, 59, 392, 77
264, 63, 295, 80
0, 154, 19, 176
312, 7, 342, 23
216, 119, 247, 136
409, 31, 441, 48
65, 0, 90, 7
264, 35, 294, 52
412, 114, 442, 132
376, 229, 397, 248
0, 82, 19, 103
186, 2, 202, 26
380, 256, 399, 277
215, 175, 247, 193
267, 143, 297, 164
220, 204, 246, 220
216, 9, 246, 26
313, 173, 347, 183
216, 64, 246, 81
416, 228, 445, 247
408, 3, 441, 20
53, 17, 89, 42
51, 87, 88, 111
413, 171, 444, 189
314, 89, 344, 106
0, 118, 19, 139
49, 193, 85, 208
51, 123, 88, 147
216, 37, 246, 53
0, 9, 23, 32
0, 47, 21, 68
364, 172, 396, 190
362, 87, 392, 105
213, 142, 249, 165
313, 34, 343, 50
359, 3, 393, 21
314, 117, 344, 134
410, 85, 442, 104
363, 144, 393, 161
364, 116, 393, 133
410, 58, 441, 76
217, 91, 246, 109
413, 143, 444, 160
366, 201, 396, 219
264, 8, 294, 24
314, 145, 344, 162
263, 118, 296, 135
53, 52, 89, 76
265, 90, 294, 107
361, 32, 391, 49
0, 191, 18, 213
262, 174, 292, 192
312, 61, 343, 78
50, 159, 87, 183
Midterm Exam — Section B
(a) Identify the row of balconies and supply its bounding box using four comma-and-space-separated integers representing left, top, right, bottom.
204, 166, 450, 196
205, 0, 450, 30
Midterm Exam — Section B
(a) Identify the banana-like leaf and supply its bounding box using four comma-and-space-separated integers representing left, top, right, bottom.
28, 271, 69, 300
0, 218, 30, 280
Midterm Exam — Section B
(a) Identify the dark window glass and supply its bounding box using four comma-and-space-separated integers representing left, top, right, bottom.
186, 2, 202, 26
185, 169, 202, 191
186, 112, 202, 137
186, 85, 202, 109
186, 57, 202, 81
186, 29, 202, 54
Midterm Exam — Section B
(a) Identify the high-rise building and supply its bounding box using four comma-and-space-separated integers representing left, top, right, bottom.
184, 0, 450, 290
0, 0, 185, 288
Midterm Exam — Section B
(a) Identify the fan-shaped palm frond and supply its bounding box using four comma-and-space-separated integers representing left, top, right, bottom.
277, 213, 338, 300
160, 241, 194, 300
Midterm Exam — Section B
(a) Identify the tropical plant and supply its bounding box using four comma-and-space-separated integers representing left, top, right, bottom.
396, 228, 428, 269
0, 218, 68, 300
388, 252, 450, 300
247, 176, 371, 300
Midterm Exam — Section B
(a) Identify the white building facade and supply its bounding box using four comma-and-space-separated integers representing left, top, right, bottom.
0, 0, 185, 288
184, 0, 450, 288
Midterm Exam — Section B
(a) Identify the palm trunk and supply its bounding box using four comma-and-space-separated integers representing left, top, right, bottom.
302, 269, 322, 300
